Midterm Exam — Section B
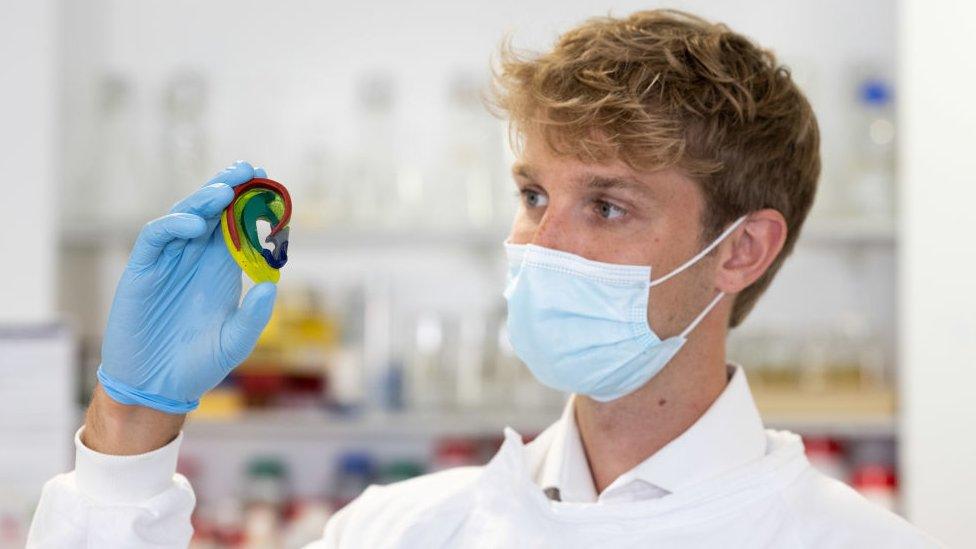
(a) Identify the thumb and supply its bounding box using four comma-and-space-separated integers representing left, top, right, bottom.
220, 282, 277, 368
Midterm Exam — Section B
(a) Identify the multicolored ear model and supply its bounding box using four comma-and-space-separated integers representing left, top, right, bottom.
220, 178, 292, 284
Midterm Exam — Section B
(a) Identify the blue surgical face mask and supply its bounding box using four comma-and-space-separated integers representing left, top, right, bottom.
503, 216, 747, 402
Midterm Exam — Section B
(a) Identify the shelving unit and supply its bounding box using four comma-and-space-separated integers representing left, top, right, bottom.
185, 409, 559, 440
753, 386, 897, 437
65, 215, 902, 445
183, 403, 896, 442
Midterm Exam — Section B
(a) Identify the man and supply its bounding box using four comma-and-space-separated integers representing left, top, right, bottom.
28, 9, 937, 548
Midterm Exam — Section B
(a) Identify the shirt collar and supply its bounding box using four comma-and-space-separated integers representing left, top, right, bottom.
537, 393, 598, 502
531, 364, 767, 502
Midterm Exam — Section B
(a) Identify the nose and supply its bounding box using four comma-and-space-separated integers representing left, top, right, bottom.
531, 208, 562, 249
523, 204, 589, 256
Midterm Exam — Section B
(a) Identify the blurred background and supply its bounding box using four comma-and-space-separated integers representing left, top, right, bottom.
1, 0, 974, 547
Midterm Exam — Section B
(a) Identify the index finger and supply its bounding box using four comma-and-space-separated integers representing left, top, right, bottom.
129, 213, 207, 270
205, 160, 260, 188
170, 161, 264, 217
169, 182, 234, 217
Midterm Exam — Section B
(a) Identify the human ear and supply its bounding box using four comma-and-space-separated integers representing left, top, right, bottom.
715, 209, 787, 294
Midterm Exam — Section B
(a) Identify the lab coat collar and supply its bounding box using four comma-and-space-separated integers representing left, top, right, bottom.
493, 422, 808, 522
530, 364, 767, 502
536, 393, 598, 502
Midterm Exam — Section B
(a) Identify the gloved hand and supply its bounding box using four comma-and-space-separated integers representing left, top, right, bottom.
96, 161, 278, 414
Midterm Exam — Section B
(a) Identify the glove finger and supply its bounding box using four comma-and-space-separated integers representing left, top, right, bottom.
160, 236, 188, 261
253, 166, 268, 178
205, 160, 259, 188
129, 213, 207, 270
169, 182, 235, 218
177, 217, 232, 274
219, 282, 277, 368
162, 213, 222, 261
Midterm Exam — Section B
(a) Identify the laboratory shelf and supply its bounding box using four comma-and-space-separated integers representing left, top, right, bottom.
752, 385, 896, 414
61, 219, 894, 250
184, 409, 563, 441
295, 227, 509, 249
752, 385, 897, 437
762, 414, 896, 438
183, 407, 897, 441
58, 221, 510, 250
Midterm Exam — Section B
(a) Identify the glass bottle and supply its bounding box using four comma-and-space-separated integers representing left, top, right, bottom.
848, 76, 895, 223
85, 73, 150, 226
347, 74, 398, 228
161, 69, 210, 205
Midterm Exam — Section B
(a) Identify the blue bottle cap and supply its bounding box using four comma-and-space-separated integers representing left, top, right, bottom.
859, 79, 892, 105
338, 452, 374, 476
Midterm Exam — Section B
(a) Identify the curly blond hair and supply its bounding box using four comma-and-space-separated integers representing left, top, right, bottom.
490, 9, 821, 328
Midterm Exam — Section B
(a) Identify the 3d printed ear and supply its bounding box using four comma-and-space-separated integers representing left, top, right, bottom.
220, 178, 292, 283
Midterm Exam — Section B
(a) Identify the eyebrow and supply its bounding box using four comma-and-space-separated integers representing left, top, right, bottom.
512, 163, 653, 198
584, 174, 645, 192
511, 163, 535, 180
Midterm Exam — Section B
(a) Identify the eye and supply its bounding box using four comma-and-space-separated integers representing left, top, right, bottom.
520, 188, 548, 209
595, 200, 626, 220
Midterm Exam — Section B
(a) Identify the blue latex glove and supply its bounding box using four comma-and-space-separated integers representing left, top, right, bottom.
97, 161, 278, 414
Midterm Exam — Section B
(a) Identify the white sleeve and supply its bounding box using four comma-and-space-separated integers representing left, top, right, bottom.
313, 499, 355, 548
26, 427, 196, 548
307, 485, 390, 548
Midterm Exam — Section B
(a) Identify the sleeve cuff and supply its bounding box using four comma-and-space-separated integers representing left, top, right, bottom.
74, 426, 184, 505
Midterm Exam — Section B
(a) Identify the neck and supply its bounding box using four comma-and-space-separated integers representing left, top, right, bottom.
574, 320, 729, 494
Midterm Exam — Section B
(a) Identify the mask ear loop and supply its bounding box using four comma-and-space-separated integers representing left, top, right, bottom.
649, 215, 748, 288
679, 291, 726, 339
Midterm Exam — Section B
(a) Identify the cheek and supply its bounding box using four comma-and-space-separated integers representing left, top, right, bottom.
646, 266, 714, 335
646, 284, 680, 334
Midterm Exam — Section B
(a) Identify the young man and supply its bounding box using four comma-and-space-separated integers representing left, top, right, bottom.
28, 9, 936, 548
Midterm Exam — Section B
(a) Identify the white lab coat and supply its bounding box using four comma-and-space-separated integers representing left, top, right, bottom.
314, 428, 938, 548
28, 424, 939, 548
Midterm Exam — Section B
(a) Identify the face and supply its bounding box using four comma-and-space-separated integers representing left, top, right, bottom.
506, 131, 724, 338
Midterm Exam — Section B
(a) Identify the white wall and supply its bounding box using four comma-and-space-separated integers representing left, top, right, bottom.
0, 0, 58, 323
899, 1, 976, 545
